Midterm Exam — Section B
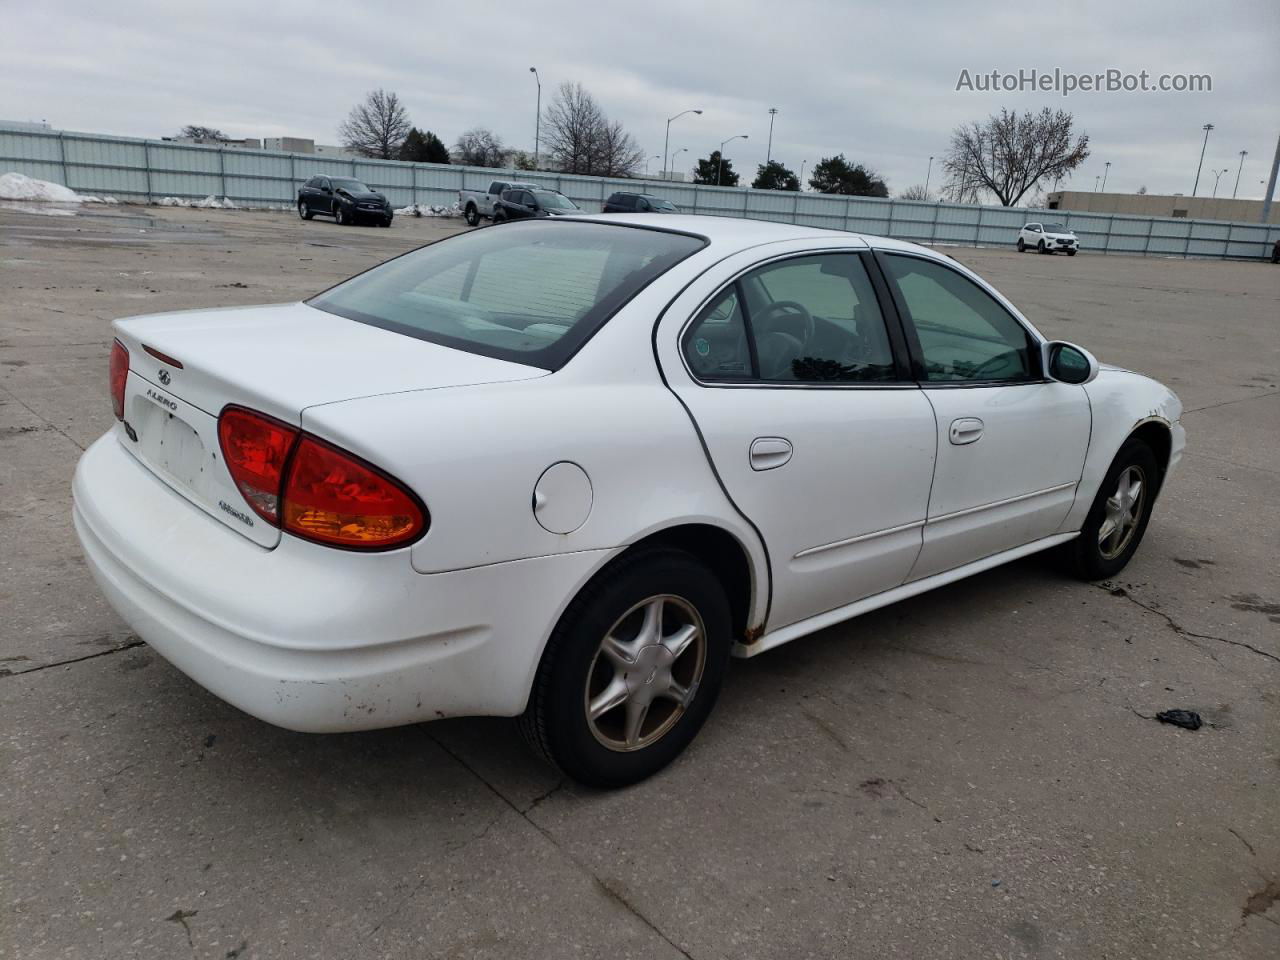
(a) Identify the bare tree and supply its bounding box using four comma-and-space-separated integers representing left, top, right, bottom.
453, 128, 506, 167
179, 125, 228, 142
542, 82, 642, 177
595, 117, 644, 178
898, 184, 931, 200
339, 89, 411, 160
942, 107, 1089, 206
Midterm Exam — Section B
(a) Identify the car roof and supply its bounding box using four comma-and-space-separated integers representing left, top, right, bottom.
562, 213, 943, 256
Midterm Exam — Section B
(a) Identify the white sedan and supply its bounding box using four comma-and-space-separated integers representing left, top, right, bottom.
74, 216, 1183, 787
1018, 221, 1080, 255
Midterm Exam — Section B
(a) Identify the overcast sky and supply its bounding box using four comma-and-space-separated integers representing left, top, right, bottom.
3, 0, 1277, 199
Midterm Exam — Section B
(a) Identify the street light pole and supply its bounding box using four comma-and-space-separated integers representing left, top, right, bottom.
1211, 168, 1230, 198
666, 148, 688, 179
1192, 122, 1214, 196
663, 109, 703, 181
717, 135, 748, 186
528, 68, 541, 170
1101, 161, 1111, 192
924, 156, 933, 196
800, 160, 808, 189
1233, 150, 1247, 199
646, 155, 660, 176
1094, 175, 1100, 192
766, 108, 778, 166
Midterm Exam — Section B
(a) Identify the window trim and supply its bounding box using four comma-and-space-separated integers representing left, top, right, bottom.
677, 249, 916, 390
872, 249, 1048, 388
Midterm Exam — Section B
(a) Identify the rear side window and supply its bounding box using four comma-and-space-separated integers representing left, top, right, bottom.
682, 253, 898, 384
311, 221, 705, 370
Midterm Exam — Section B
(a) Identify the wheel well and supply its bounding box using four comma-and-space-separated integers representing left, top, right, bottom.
1129, 420, 1172, 489
620, 525, 756, 641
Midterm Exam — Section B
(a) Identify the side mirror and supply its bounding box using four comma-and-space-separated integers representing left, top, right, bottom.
1044, 341, 1099, 385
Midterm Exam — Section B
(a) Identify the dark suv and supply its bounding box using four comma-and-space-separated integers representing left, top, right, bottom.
492, 188, 582, 222
297, 176, 393, 227
602, 192, 679, 213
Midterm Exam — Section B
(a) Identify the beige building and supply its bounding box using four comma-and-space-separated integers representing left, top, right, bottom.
1046, 190, 1278, 224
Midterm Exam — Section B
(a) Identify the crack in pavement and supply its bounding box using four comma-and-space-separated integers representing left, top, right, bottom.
1183, 389, 1279, 414
0, 381, 87, 451
1097, 583, 1280, 665
1, 637, 145, 677
425, 733, 695, 960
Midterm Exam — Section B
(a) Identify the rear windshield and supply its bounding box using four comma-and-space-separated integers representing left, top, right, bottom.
309, 221, 705, 369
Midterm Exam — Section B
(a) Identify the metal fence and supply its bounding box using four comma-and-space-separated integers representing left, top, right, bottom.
4, 126, 1278, 260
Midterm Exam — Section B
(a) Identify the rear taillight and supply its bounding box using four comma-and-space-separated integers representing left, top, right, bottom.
282, 436, 426, 549
217, 406, 298, 524
109, 339, 129, 420
216, 406, 426, 550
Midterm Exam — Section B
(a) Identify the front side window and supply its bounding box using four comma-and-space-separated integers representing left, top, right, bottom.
880, 254, 1036, 384
311, 221, 704, 369
682, 253, 898, 384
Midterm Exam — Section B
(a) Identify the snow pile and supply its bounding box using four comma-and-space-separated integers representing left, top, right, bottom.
0, 172, 83, 203
81, 195, 120, 204
394, 201, 460, 218
157, 195, 239, 209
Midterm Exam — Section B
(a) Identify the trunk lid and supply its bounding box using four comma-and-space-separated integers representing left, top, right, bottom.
112, 301, 545, 546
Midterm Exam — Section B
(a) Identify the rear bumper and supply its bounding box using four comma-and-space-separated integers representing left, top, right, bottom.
73, 433, 614, 732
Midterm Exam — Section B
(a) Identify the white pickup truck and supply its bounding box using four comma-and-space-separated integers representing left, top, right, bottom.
458, 180, 537, 226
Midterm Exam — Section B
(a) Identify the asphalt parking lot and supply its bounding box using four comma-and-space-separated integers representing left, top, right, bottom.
1, 204, 1277, 959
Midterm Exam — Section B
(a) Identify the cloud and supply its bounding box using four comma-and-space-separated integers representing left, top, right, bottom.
1, 0, 1276, 197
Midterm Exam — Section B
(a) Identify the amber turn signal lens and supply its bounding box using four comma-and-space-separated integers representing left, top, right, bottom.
281, 436, 425, 549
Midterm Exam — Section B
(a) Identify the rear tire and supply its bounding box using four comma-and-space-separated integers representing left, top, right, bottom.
1017, 238, 1026, 252
465, 204, 480, 227
1063, 438, 1160, 580
519, 548, 732, 788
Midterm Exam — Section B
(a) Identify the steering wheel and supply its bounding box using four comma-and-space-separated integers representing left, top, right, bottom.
753, 300, 814, 347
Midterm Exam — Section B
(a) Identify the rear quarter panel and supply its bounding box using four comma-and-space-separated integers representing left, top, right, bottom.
300, 371, 768, 607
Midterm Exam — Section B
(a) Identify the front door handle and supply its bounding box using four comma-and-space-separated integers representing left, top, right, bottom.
750, 437, 793, 471
949, 418, 984, 445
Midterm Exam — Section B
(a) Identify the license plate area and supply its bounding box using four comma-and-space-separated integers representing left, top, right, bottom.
119, 374, 282, 548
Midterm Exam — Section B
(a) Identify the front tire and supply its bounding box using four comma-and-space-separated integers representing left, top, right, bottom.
1037, 240, 1048, 254
1067, 249, 1077, 256
1064, 438, 1160, 580
519, 548, 732, 788
335, 205, 349, 226
493, 208, 507, 223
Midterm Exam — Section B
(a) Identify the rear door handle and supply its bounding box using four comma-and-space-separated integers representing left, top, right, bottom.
750, 437, 793, 471
949, 418, 984, 445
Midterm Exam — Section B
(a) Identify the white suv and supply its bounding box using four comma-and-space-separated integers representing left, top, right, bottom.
1018, 222, 1079, 256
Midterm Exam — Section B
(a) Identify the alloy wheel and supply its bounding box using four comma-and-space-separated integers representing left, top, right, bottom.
1098, 465, 1145, 560
584, 595, 707, 752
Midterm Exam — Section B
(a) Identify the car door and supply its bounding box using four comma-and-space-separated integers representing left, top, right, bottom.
876, 251, 1091, 580
659, 243, 938, 631
317, 177, 334, 213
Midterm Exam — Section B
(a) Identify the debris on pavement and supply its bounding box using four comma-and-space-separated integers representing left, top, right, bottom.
1155, 709, 1203, 730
